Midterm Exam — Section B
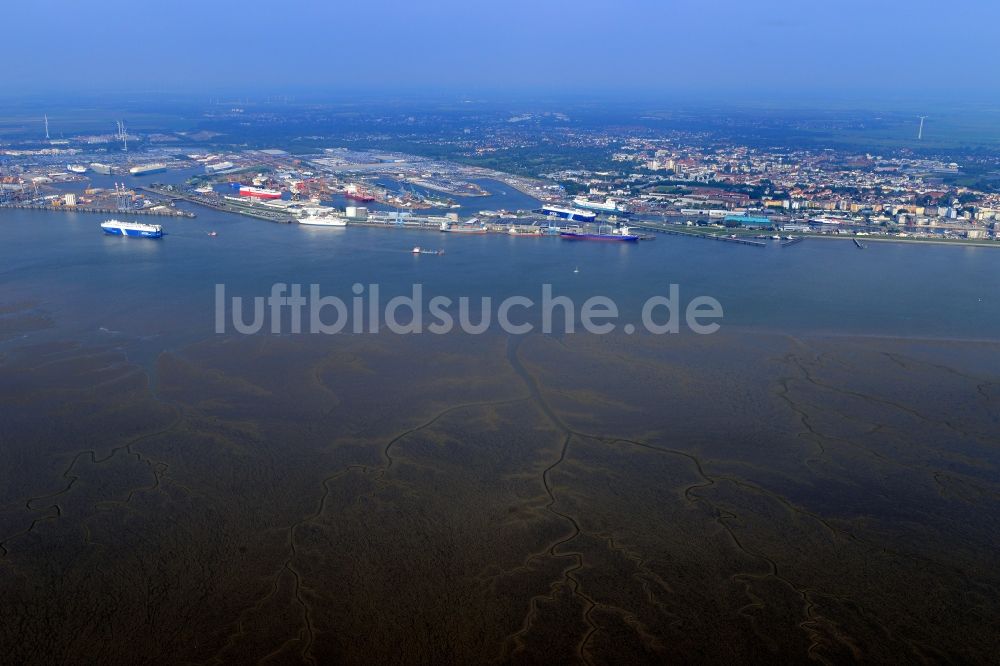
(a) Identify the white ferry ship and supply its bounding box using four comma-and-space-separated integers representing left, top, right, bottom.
298, 215, 348, 227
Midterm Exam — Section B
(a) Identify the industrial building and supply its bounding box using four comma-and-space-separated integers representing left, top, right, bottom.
724, 214, 772, 229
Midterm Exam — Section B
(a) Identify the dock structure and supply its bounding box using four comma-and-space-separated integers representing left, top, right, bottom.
142, 186, 466, 228
366, 212, 455, 229
0, 202, 194, 218
853, 238, 866, 249
709, 234, 767, 247
132, 186, 706, 244
781, 237, 805, 248
138, 186, 293, 223
630, 221, 766, 246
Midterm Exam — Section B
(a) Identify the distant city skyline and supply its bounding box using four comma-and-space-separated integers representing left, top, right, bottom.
2, 0, 998, 98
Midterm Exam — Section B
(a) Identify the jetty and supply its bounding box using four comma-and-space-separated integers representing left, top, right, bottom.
629, 221, 766, 246
1, 202, 194, 218
137, 187, 290, 223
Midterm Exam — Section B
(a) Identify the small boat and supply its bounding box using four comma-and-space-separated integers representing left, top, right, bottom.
412, 246, 444, 255
208, 231, 218, 237
573, 267, 579, 274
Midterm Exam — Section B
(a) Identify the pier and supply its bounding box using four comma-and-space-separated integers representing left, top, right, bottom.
781, 237, 804, 248
853, 238, 866, 249
0, 202, 194, 218
630, 222, 767, 247
137, 187, 292, 223
125, 186, 766, 248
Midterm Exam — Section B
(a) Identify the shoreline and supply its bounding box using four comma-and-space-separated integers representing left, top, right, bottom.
798, 233, 1000, 249
632, 221, 1000, 249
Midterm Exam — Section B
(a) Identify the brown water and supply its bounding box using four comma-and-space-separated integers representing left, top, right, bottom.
1, 301, 998, 663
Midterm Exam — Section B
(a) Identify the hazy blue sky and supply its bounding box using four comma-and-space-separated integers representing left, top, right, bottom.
2, 0, 997, 98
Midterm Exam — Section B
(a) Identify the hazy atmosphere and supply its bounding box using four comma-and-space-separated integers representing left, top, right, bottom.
3, 2, 1000, 664
4, 0, 998, 96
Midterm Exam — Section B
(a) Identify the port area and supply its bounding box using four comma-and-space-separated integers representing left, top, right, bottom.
141, 184, 781, 245
139, 184, 630, 236
140, 184, 452, 228
139, 186, 293, 223
638, 221, 1000, 249
629, 220, 770, 246
60, 178, 995, 250
0, 201, 194, 218
0, 173, 196, 218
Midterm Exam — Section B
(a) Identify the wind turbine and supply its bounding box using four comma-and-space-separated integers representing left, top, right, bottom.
917, 116, 928, 140
116, 120, 129, 153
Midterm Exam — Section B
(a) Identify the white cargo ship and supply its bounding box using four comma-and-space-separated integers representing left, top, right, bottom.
540, 205, 597, 223
100, 219, 163, 238
298, 214, 347, 227
128, 163, 167, 176
573, 197, 625, 213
